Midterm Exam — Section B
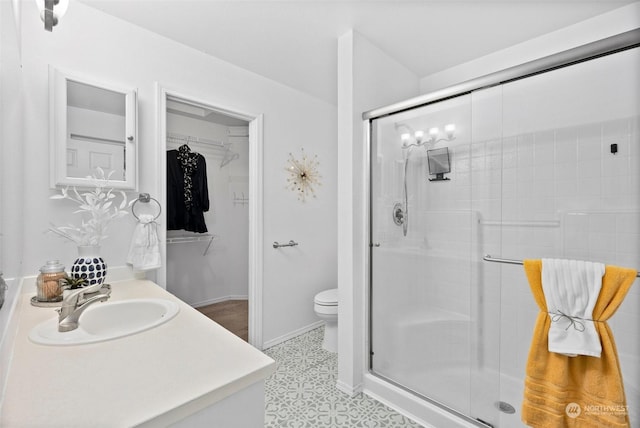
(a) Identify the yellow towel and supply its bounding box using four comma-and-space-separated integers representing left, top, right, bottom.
521, 259, 636, 428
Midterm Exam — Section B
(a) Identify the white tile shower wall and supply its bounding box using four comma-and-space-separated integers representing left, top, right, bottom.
402, 112, 640, 418
472, 50, 639, 425
494, 118, 640, 425
372, 46, 639, 424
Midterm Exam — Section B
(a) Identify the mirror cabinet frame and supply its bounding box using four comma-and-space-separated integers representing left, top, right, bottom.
49, 66, 138, 190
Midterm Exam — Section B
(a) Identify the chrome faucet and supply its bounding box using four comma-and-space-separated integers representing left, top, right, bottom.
57, 284, 111, 332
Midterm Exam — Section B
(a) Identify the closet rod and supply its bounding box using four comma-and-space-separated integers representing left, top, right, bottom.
166, 234, 216, 256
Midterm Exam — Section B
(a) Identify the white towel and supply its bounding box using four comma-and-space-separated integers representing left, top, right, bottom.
127, 214, 161, 272
541, 258, 605, 358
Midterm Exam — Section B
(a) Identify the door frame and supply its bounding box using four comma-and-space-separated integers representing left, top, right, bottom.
156, 84, 264, 349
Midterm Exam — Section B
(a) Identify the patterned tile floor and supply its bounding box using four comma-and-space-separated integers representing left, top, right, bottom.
263, 327, 423, 427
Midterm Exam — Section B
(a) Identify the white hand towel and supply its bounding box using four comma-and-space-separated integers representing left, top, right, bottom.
541, 258, 604, 357
127, 214, 161, 272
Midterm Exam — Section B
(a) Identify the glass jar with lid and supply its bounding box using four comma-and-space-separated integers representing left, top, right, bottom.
36, 260, 66, 302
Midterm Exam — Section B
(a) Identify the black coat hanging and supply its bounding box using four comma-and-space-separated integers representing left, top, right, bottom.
167, 145, 210, 233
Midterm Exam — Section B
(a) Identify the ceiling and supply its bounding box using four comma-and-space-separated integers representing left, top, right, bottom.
78, 0, 634, 105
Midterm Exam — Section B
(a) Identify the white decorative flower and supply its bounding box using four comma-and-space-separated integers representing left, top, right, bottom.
285, 148, 322, 202
49, 168, 132, 246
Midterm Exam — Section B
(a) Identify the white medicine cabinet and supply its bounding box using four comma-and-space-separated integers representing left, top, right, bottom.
49, 66, 138, 190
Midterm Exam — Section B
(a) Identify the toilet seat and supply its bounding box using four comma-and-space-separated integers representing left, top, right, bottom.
313, 288, 338, 353
314, 288, 338, 306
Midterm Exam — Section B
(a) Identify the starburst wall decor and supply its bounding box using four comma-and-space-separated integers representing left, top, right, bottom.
285, 148, 322, 202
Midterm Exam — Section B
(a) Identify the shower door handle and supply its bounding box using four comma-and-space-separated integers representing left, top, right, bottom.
372, 243, 381, 247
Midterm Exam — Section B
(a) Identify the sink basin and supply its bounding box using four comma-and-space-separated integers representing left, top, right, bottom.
29, 298, 180, 346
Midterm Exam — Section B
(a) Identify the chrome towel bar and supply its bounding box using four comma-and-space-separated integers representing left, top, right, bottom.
483, 254, 640, 277
273, 240, 299, 249
483, 255, 524, 265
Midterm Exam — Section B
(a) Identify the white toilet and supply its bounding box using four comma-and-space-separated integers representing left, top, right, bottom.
313, 288, 338, 353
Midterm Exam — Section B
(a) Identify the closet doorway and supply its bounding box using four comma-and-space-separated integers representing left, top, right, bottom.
157, 87, 264, 348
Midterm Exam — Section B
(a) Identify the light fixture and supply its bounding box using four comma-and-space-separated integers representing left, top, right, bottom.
285, 148, 322, 202
35, 0, 69, 32
399, 123, 456, 148
445, 123, 456, 138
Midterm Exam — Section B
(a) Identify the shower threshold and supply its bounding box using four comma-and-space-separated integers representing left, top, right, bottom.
367, 370, 495, 428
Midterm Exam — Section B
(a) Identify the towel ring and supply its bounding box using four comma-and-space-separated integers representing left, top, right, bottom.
131, 193, 161, 221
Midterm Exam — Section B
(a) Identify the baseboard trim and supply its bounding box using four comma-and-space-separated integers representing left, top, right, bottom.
263, 321, 324, 350
192, 295, 248, 308
336, 379, 363, 397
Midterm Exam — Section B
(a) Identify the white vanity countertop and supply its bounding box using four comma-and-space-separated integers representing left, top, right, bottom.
0, 279, 275, 427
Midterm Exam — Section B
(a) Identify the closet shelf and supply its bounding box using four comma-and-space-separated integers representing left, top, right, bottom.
166, 234, 216, 256
167, 132, 227, 148
167, 132, 240, 168
166, 234, 214, 243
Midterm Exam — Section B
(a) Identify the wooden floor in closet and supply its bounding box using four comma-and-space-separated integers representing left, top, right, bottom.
196, 300, 248, 342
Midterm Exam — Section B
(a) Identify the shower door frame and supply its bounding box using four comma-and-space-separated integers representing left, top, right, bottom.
364, 28, 640, 427
363, 29, 640, 122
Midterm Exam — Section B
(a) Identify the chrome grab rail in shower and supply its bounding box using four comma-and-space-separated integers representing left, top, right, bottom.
479, 220, 560, 227
273, 240, 299, 249
483, 254, 640, 277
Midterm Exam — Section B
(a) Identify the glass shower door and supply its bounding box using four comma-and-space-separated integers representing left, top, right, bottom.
369, 92, 502, 426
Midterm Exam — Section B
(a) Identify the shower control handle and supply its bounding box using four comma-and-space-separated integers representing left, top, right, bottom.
392, 202, 405, 226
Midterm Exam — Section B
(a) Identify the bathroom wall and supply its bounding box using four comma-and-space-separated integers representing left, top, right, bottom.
337, 29, 420, 394
0, 0, 24, 281
17, 0, 337, 346
0, 0, 24, 408
165, 114, 250, 306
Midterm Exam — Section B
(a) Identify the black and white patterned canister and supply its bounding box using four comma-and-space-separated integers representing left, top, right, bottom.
71, 246, 107, 287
